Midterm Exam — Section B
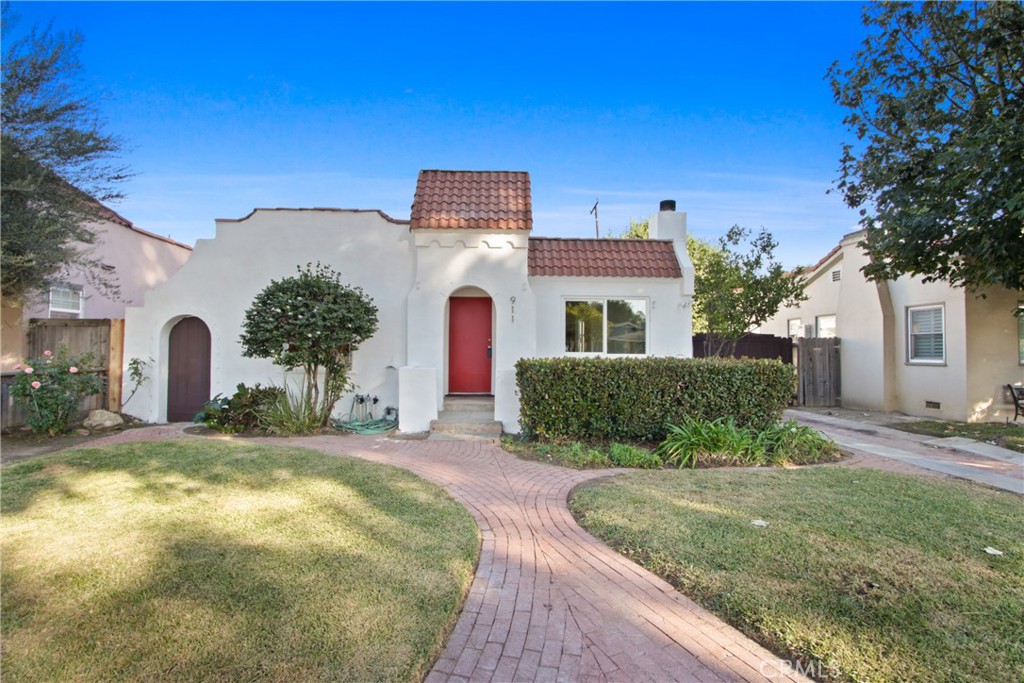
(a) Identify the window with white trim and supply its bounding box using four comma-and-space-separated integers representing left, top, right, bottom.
815, 314, 836, 338
908, 305, 944, 364
48, 284, 83, 319
787, 318, 802, 338
565, 298, 647, 355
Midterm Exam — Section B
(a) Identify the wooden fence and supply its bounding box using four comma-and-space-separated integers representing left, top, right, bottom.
692, 333, 794, 364
797, 337, 841, 407
1, 319, 124, 431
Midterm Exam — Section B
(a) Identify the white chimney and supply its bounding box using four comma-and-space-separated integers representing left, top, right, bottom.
649, 200, 694, 297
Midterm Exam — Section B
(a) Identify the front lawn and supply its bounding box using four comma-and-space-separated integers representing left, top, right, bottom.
1, 441, 478, 683
892, 419, 1024, 453
570, 468, 1024, 682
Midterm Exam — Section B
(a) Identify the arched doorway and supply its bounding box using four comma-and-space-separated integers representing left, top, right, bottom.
167, 316, 211, 422
448, 294, 493, 394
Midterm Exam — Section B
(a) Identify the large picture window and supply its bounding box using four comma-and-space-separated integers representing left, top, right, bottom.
565, 298, 647, 355
908, 305, 944, 364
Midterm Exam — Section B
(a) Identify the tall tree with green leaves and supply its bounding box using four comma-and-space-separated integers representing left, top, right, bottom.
1, 4, 129, 303
829, 1, 1024, 293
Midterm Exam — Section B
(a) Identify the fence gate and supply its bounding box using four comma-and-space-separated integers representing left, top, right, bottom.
797, 337, 841, 407
2, 319, 124, 430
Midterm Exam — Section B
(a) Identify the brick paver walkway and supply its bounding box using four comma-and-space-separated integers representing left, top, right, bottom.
69, 426, 809, 682
265, 435, 809, 683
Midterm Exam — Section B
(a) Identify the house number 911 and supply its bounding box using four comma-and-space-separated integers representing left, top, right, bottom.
510, 296, 516, 323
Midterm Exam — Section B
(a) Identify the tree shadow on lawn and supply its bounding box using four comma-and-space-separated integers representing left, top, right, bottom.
1, 440, 478, 683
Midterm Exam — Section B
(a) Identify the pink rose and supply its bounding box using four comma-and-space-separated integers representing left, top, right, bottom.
31, 381, 41, 389
69, 367, 79, 374
43, 350, 52, 357
23, 367, 33, 374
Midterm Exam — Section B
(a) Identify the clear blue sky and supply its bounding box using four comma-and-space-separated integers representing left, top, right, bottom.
8, 1, 871, 268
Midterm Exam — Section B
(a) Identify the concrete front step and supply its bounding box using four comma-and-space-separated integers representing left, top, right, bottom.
426, 432, 499, 442
429, 418, 503, 436
443, 396, 495, 412
431, 395, 500, 438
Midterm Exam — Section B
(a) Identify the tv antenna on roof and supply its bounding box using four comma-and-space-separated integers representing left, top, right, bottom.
590, 199, 599, 238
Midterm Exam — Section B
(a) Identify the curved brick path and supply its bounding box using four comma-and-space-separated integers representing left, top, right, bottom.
72, 427, 808, 682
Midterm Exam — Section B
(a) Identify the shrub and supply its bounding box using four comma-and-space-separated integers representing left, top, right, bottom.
193, 383, 284, 434
755, 420, 841, 465
560, 441, 611, 468
608, 443, 662, 469
656, 416, 839, 468
259, 381, 323, 436
9, 349, 104, 436
656, 416, 762, 468
516, 357, 794, 441
499, 436, 611, 469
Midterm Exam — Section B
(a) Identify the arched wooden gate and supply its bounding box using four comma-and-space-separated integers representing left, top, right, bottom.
167, 316, 211, 422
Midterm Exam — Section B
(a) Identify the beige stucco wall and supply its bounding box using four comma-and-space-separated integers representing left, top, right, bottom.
886, 277, 968, 421
759, 251, 843, 340
764, 230, 1021, 422
23, 218, 192, 320
965, 287, 1024, 422
833, 237, 889, 411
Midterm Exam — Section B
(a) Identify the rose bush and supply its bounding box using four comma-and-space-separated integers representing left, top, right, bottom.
10, 349, 104, 435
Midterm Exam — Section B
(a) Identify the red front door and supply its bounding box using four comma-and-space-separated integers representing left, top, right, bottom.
449, 297, 492, 394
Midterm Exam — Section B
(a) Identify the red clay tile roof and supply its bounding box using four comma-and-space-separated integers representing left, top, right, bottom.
411, 170, 532, 230
528, 238, 682, 278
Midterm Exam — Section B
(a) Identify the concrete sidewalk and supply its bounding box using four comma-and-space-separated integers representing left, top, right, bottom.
787, 409, 1023, 494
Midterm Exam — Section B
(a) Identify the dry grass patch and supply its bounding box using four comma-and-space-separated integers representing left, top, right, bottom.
1, 440, 478, 683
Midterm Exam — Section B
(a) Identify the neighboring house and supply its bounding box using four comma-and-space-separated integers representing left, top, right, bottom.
122, 170, 695, 432
760, 230, 1024, 422
0, 205, 192, 370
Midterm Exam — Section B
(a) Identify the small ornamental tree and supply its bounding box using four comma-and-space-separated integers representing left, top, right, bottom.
693, 226, 807, 357
239, 263, 378, 429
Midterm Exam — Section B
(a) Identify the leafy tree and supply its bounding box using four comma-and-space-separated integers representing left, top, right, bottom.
829, 1, 1024, 292
1, 4, 129, 303
692, 226, 807, 357
618, 218, 651, 240
240, 263, 379, 430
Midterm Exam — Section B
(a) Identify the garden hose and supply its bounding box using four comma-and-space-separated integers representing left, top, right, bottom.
333, 416, 398, 434
332, 395, 398, 434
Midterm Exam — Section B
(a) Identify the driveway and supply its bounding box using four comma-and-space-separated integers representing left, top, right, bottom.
788, 409, 1023, 494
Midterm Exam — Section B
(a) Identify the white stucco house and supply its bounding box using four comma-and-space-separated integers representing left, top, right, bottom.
122, 170, 695, 432
760, 230, 1024, 423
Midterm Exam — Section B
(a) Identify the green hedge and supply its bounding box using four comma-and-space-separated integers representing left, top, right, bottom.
515, 357, 795, 440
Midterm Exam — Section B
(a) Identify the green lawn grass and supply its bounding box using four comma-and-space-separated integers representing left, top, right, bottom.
1, 440, 478, 683
893, 419, 1024, 453
570, 468, 1024, 682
